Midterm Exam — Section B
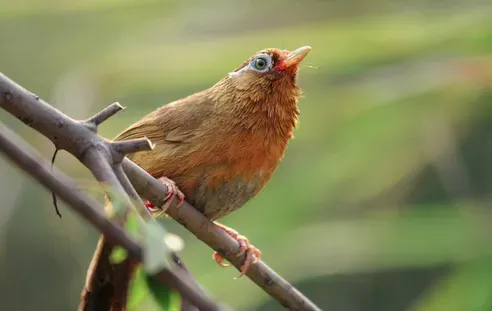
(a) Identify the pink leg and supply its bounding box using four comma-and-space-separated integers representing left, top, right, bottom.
213, 223, 261, 278
144, 176, 184, 215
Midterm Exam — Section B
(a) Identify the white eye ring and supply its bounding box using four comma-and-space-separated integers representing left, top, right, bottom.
249, 54, 272, 72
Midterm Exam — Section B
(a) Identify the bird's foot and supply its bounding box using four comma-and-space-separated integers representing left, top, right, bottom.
213, 223, 261, 278
144, 176, 184, 214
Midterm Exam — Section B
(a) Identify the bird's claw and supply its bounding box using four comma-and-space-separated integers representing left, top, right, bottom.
144, 176, 184, 215
158, 176, 185, 211
213, 223, 261, 278
212, 252, 230, 267
144, 200, 160, 213
236, 243, 261, 278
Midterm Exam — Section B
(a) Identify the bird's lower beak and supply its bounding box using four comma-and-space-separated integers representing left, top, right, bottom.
282, 46, 312, 68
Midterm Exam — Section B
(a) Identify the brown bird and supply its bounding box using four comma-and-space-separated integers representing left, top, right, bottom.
80, 45, 312, 311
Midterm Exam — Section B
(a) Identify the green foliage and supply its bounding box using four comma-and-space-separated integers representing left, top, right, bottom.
104, 189, 184, 310
141, 221, 169, 271
109, 246, 128, 265
107, 190, 141, 264
122, 216, 183, 311
145, 274, 181, 311
128, 267, 181, 311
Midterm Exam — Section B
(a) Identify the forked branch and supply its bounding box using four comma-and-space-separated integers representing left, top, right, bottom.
0, 123, 226, 311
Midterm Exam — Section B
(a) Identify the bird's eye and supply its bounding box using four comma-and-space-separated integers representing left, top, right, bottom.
254, 57, 268, 70
249, 54, 272, 72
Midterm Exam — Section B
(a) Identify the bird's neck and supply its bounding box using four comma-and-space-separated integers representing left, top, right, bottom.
208, 78, 301, 142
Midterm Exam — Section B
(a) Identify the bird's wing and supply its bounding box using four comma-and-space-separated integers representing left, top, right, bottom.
112, 94, 216, 180
115, 94, 213, 144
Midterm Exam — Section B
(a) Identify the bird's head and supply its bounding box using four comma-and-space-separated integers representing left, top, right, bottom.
212, 46, 311, 104
232, 45, 311, 77
209, 46, 311, 136
227, 46, 311, 97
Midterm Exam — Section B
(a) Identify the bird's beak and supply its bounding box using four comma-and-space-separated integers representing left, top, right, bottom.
281, 46, 312, 68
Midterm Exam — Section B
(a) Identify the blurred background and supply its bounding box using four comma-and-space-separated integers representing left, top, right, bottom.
1, 0, 492, 310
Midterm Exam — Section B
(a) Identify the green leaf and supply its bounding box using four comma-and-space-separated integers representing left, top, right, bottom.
109, 208, 142, 264
128, 266, 181, 311
109, 246, 128, 264
125, 209, 140, 238
128, 266, 149, 310
145, 273, 181, 311
104, 187, 129, 219
127, 214, 184, 310
142, 221, 170, 274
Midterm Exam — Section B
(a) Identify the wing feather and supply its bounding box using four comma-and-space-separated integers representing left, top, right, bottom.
112, 93, 215, 180
115, 93, 213, 144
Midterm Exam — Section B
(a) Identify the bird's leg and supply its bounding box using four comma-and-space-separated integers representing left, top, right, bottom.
144, 176, 184, 214
213, 222, 262, 278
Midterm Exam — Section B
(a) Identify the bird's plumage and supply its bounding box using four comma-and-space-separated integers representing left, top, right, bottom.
117, 48, 303, 220
80, 46, 311, 311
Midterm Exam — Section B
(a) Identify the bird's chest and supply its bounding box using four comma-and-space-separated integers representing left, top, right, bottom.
188, 131, 288, 220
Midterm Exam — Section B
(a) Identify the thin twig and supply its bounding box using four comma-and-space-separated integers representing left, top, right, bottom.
51, 148, 62, 218
0, 72, 322, 311
0, 122, 228, 311
86, 102, 125, 127
112, 138, 155, 161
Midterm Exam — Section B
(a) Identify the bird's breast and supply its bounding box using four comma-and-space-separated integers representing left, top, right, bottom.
179, 129, 289, 220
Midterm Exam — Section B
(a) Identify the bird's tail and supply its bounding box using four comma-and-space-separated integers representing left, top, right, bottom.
79, 196, 138, 311
79, 235, 138, 311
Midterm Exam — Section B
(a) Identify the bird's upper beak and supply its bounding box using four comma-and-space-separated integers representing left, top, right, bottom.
281, 46, 312, 68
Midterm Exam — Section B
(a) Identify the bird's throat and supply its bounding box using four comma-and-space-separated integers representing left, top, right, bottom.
210, 78, 300, 141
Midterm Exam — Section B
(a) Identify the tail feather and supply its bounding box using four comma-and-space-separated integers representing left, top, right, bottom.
79, 236, 137, 311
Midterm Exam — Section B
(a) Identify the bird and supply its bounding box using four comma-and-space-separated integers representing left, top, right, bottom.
80, 45, 312, 311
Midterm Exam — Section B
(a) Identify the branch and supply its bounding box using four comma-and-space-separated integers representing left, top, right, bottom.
124, 160, 321, 310
0, 72, 321, 311
0, 123, 226, 311
112, 138, 155, 161
85, 102, 125, 127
